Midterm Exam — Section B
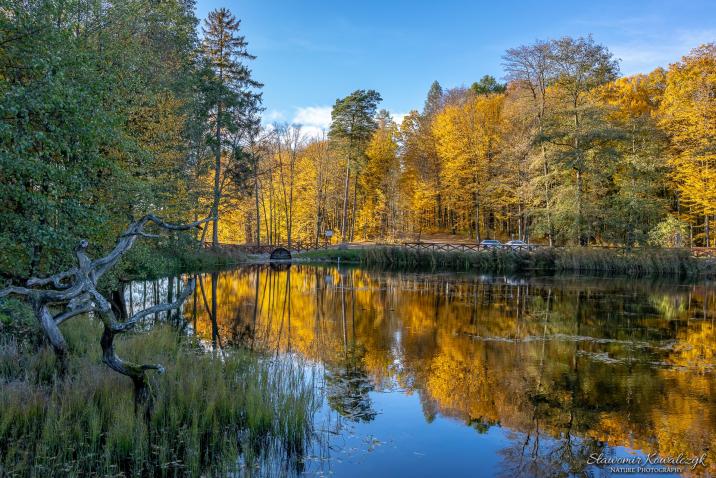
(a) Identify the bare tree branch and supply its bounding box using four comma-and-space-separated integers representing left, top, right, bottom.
26, 268, 78, 289
0, 213, 212, 401
54, 304, 95, 325
113, 278, 196, 333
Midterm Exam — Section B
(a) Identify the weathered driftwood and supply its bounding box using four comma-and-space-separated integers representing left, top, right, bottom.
0, 214, 212, 402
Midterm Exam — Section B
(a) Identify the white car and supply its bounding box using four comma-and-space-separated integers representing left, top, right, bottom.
479, 239, 503, 249
505, 240, 533, 250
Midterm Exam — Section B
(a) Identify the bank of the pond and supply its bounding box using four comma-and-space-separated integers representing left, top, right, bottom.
0, 303, 318, 477
296, 246, 715, 277
112, 242, 247, 282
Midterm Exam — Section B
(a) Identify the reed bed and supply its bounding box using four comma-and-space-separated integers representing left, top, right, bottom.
298, 246, 707, 277
0, 307, 319, 477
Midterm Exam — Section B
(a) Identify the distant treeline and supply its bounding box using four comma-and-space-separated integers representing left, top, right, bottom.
234, 39, 715, 251
1, 1, 715, 281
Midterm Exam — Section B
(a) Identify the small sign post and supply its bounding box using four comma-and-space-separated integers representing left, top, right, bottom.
324, 229, 333, 247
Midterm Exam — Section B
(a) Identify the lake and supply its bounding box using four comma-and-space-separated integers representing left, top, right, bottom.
126, 265, 716, 477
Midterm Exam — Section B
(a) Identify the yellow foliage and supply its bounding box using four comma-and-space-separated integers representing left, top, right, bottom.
659, 44, 716, 216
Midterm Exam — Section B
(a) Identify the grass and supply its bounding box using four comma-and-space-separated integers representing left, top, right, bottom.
116, 241, 246, 280
0, 302, 319, 477
93, 240, 247, 292
296, 245, 711, 277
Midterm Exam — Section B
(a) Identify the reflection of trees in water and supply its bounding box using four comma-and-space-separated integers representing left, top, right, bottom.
324, 344, 377, 422
499, 428, 603, 478
120, 276, 193, 333
323, 270, 377, 422
165, 266, 716, 474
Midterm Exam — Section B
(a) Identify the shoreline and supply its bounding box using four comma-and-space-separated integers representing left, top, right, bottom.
288, 245, 716, 278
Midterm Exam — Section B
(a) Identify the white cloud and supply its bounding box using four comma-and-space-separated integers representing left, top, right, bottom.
292, 106, 332, 129
278, 107, 408, 140
290, 106, 332, 140
391, 111, 408, 126
297, 125, 328, 141
612, 29, 716, 75
265, 110, 286, 122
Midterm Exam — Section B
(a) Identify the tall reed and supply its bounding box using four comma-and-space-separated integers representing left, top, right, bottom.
298, 246, 707, 277
0, 314, 319, 477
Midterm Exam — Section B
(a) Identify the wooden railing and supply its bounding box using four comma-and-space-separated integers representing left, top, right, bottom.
209, 240, 716, 258
207, 241, 329, 254
401, 242, 539, 253
691, 247, 716, 258
401, 242, 716, 258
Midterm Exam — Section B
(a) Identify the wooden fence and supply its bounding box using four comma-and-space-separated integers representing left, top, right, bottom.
207, 241, 329, 254
209, 241, 716, 258
401, 242, 539, 253
401, 242, 716, 258
691, 247, 716, 258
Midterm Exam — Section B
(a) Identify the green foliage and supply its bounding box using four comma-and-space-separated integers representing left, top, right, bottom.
649, 216, 690, 247
423, 80, 444, 116
543, 36, 622, 245
470, 75, 506, 95
329, 89, 382, 146
0, 0, 208, 279
0, 298, 38, 344
98, 238, 245, 291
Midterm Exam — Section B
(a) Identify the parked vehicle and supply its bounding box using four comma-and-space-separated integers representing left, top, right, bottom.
506, 240, 535, 250
479, 239, 502, 249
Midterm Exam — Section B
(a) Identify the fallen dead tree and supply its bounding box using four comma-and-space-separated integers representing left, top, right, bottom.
0, 214, 213, 403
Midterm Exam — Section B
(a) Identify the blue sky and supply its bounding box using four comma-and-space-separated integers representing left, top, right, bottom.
195, 0, 715, 135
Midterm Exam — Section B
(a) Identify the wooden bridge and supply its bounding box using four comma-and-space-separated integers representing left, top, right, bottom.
209, 241, 329, 255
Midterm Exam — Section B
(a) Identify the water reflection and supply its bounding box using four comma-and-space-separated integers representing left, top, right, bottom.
127, 266, 716, 476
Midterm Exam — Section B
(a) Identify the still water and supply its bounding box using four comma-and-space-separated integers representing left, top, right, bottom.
128, 265, 716, 477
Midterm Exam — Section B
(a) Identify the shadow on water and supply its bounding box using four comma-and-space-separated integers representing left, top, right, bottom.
126, 265, 716, 477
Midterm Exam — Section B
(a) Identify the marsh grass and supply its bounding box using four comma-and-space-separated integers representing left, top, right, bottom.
297, 246, 706, 277
0, 313, 319, 477
548, 247, 698, 276
107, 241, 246, 284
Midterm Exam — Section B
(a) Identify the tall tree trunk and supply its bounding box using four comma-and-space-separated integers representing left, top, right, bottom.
255, 154, 260, 247
474, 191, 481, 242
573, 98, 585, 246
341, 153, 351, 241
212, 93, 223, 247
576, 169, 584, 246
288, 147, 295, 248
541, 143, 553, 246
315, 183, 323, 248
706, 213, 711, 248
518, 203, 523, 241
350, 171, 358, 242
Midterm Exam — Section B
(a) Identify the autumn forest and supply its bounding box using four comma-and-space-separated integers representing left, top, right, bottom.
2, 1, 716, 476
3, 0, 716, 281
243, 40, 716, 250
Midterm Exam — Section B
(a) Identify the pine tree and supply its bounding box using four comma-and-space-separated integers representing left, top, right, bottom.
423, 81, 444, 117
202, 8, 262, 247
328, 89, 382, 240
470, 75, 506, 95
